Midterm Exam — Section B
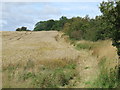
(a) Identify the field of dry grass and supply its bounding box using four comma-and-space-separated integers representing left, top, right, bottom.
2, 31, 81, 88
2, 31, 118, 88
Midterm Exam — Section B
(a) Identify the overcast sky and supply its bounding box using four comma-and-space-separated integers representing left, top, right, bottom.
1, 0, 108, 31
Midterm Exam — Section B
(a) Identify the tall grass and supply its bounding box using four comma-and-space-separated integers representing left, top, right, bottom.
3, 58, 78, 88
92, 57, 119, 88
74, 40, 119, 88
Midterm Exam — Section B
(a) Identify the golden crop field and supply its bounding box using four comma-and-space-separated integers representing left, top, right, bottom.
1, 31, 118, 88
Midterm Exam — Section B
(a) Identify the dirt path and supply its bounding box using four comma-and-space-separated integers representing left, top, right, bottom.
2, 31, 99, 88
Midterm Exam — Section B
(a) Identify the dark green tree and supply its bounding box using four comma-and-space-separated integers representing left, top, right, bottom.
16, 28, 21, 31
99, 0, 120, 83
21, 27, 27, 31
46, 19, 55, 30
34, 16, 68, 31
16, 27, 27, 31
34, 21, 47, 31
99, 0, 120, 58
57, 16, 68, 31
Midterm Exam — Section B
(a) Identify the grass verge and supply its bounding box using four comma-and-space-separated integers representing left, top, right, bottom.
91, 57, 120, 88
3, 58, 78, 88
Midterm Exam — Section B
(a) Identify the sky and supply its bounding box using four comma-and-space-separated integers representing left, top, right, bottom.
1, 0, 108, 31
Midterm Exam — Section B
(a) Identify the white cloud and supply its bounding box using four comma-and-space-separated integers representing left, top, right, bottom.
41, 5, 61, 15
0, 20, 7, 25
62, 5, 98, 12
60, 2, 101, 18
1, 2, 62, 31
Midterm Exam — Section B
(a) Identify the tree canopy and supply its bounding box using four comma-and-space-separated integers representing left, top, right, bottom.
16, 26, 30, 31
99, 0, 120, 57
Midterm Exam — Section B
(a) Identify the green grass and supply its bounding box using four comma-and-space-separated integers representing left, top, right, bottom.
18, 63, 77, 88
91, 58, 120, 88
75, 43, 92, 50
3, 59, 78, 88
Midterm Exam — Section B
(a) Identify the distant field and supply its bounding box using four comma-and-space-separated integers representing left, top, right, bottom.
2, 31, 118, 88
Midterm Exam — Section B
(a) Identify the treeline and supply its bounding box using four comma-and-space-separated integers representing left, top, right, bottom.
34, 16, 68, 31
33, 16, 111, 42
